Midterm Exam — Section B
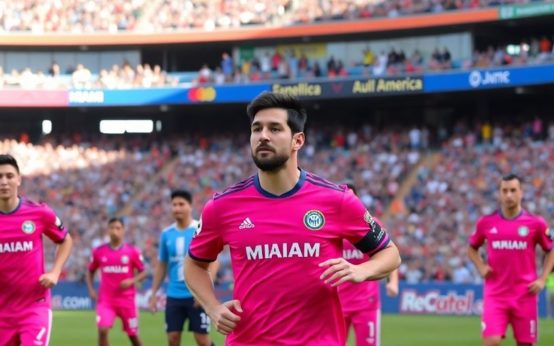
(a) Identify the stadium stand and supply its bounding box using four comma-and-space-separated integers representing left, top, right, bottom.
0, 0, 531, 33
0, 35, 552, 89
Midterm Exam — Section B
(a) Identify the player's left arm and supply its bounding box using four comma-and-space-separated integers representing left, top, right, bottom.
529, 223, 554, 294
120, 247, 148, 289
529, 250, 554, 294
320, 191, 401, 287
40, 208, 73, 288
39, 233, 73, 288
120, 270, 148, 289
386, 268, 400, 297
320, 242, 400, 286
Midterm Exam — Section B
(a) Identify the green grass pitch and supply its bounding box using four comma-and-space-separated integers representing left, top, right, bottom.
51, 311, 554, 345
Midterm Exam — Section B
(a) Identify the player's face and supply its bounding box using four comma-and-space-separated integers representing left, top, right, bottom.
250, 108, 303, 172
108, 221, 124, 243
0, 164, 21, 200
171, 197, 191, 221
499, 179, 522, 210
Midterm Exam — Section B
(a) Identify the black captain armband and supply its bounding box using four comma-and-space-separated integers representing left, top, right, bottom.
354, 212, 388, 253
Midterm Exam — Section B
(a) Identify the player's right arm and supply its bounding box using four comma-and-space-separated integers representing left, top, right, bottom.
185, 198, 240, 335
148, 261, 167, 312
149, 231, 170, 312
148, 237, 168, 313
185, 257, 242, 335
85, 270, 97, 300
86, 249, 99, 300
467, 217, 492, 278
467, 247, 492, 278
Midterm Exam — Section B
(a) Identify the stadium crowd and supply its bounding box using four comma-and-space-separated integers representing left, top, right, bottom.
0, 0, 533, 33
1, 34, 553, 90
194, 35, 554, 85
392, 119, 554, 283
0, 62, 176, 89
3, 118, 554, 284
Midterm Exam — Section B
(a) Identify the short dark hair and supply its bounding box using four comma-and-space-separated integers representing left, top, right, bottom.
108, 217, 124, 226
501, 173, 522, 185
171, 190, 192, 204
0, 154, 20, 174
342, 180, 358, 196
246, 92, 307, 134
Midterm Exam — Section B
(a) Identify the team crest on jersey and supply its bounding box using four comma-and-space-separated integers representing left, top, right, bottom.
121, 255, 129, 264
518, 226, 529, 237
364, 210, 374, 224
303, 210, 325, 231
21, 220, 36, 234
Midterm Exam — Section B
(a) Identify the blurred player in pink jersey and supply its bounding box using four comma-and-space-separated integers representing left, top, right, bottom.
0, 154, 73, 346
468, 174, 554, 346
339, 182, 399, 346
86, 217, 147, 346
185, 92, 401, 346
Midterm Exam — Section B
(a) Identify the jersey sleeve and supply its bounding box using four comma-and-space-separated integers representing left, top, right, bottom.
133, 246, 146, 272
42, 204, 68, 244
88, 248, 99, 272
158, 231, 168, 263
469, 217, 487, 249
339, 190, 391, 256
188, 198, 224, 262
535, 216, 553, 252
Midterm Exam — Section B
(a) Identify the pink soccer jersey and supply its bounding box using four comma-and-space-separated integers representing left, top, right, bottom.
88, 243, 145, 306
469, 209, 553, 299
189, 170, 391, 346
0, 198, 67, 315
338, 240, 380, 313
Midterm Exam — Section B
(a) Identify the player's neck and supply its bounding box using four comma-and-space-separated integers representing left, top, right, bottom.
0, 196, 20, 213
109, 239, 123, 249
175, 217, 192, 230
501, 205, 522, 219
258, 165, 301, 196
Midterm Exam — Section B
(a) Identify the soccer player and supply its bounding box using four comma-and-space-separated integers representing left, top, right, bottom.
0, 154, 73, 346
185, 92, 401, 345
86, 217, 147, 346
149, 190, 217, 346
339, 182, 399, 346
468, 174, 554, 346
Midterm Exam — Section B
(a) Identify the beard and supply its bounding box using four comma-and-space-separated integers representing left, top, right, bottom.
252, 151, 289, 172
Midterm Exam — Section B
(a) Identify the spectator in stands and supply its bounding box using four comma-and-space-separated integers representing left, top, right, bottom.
260, 52, 271, 79
221, 52, 234, 82
197, 64, 212, 84
72, 64, 92, 89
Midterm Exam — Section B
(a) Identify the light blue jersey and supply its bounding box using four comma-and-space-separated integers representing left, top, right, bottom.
158, 221, 198, 299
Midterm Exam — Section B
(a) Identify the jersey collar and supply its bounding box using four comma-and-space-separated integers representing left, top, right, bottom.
498, 208, 524, 220
0, 196, 22, 215
254, 169, 306, 199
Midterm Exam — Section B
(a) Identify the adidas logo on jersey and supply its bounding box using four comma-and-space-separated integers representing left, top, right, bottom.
239, 217, 255, 230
